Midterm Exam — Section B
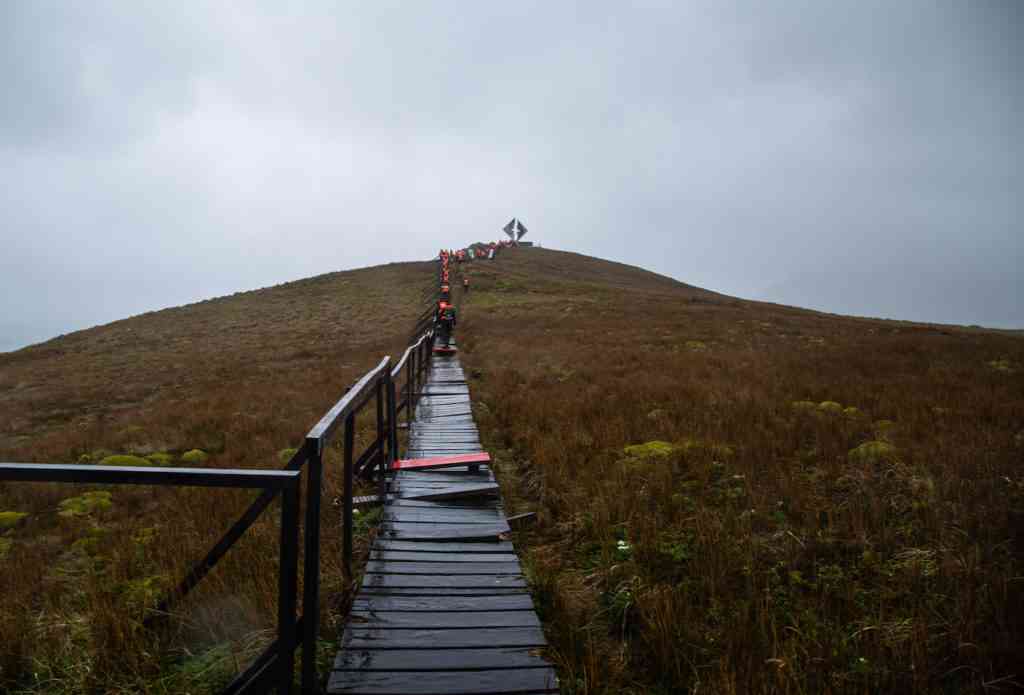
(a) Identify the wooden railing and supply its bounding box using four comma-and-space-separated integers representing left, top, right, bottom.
0, 322, 438, 694
0, 463, 302, 694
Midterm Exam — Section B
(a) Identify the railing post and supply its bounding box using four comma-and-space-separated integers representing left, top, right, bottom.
375, 375, 386, 500
385, 370, 397, 502
278, 482, 300, 695
342, 412, 355, 581
405, 352, 413, 432
300, 438, 321, 694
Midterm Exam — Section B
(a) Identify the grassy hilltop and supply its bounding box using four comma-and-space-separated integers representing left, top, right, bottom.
456, 247, 1024, 694
1, 246, 1022, 693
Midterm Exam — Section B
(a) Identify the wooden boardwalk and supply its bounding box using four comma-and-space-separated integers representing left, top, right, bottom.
328, 340, 558, 694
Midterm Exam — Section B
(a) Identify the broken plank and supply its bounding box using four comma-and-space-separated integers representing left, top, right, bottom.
392, 453, 491, 471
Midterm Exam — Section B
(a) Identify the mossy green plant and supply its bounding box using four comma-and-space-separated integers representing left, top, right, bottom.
684, 340, 707, 351
145, 452, 174, 466
843, 406, 861, 417
818, 401, 843, 414
988, 358, 1016, 373
623, 441, 676, 458
874, 420, 897, 440
119, 574, 169, 613
99, 454, 152, 467
0, 511, 28, 529
72, 526, 108, 556
278, 447, 299, 463
181, 449, 209, 464
848, 441, 897, 465
58, 491, 113, 518
132, 526, 159, 545
791, 400, 816, 411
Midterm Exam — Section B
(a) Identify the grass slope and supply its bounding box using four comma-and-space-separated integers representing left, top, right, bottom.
457, 247, 1024, 695
0, 260, 433, 692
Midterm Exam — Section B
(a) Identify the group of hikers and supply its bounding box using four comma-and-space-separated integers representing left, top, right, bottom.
434, 240, 512, 347
436, 249, 458, 347
432, 241, 512, 348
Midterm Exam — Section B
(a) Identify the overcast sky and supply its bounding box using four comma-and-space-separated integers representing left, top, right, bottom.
2, 1, 1021, 352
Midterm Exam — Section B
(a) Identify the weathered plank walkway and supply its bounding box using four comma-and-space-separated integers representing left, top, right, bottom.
328, 340, 558, 694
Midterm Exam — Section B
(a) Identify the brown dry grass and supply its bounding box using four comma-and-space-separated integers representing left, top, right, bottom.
458, 248, 1024, 694
0, 261, 433, 692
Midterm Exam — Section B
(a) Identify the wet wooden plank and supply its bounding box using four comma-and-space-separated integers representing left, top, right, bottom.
372, 540, 514, 553
379, 522, 510, 541
333, 646, 546, 672
392, 484, 500, 501
328, 667, 558, 695
391, 454, 491, 474
387, 499, 503, 511
352, 594, 535, 612
342, 626, 546, 650
364, 561, 521, 575
393, 482, 495, 493
361, 573, 525, 591
369, 551, 518, 564
382, 508, 506, 524
393, 470, 492, 481
350, 610, 540, 629
359, 587, 529, 597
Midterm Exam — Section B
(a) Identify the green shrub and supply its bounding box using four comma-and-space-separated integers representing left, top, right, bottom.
99, 454, 152, 467
146, 452, 174, 466
988, 358, 1016, 373
58, 491, 113, 518
848, 441, 897, 465
818, 401, 843, 414
0, 511, 28, 529
278, 447, 299, 463
72, 526, 108, 556
623, 441, 676, 458
181, 449, 209, 463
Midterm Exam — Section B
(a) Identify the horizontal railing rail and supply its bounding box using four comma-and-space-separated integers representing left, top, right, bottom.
0, 463, 302, 695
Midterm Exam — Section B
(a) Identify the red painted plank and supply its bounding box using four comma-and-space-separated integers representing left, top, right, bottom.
433, 346, 458, 354
392, 453, 491, 471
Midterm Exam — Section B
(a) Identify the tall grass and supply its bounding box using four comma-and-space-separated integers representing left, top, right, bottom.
461, 248, 1024, 694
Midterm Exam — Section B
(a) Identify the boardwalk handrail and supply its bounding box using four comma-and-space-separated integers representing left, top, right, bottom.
0, 462, 302, 694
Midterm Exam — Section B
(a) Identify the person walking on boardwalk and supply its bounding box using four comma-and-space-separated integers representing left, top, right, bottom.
437, 302, 457, 347
462, 276, 470, 294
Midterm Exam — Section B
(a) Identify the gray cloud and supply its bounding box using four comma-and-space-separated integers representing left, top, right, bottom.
1, 1, 1021, 351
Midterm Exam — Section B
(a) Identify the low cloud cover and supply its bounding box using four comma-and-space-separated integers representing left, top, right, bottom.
2, 1, 1021, 351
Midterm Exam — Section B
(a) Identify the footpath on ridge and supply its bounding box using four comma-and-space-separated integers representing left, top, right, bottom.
328, 253, 558, 693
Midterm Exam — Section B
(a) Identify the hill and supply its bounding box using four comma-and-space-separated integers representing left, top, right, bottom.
456, 248, 1024, 694
0, 260, 434, 692
1, 247, 1022, 693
